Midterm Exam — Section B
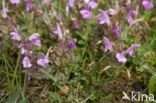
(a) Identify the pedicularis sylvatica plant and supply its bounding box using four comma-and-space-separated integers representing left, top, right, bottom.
1, 0, 154, 78
0, 0, 156, 102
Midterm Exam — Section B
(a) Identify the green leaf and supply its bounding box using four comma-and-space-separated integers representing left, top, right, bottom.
6, 89, 22, 103
41, 69, 57, 82
104, 93, 112, 101
148, 75, 156, 94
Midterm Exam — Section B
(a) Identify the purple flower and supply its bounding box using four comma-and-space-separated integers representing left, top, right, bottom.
97, 9, 111, 25
29, 33, 41, 47
53, 23, 63, 39
116, 44, 140, 63
73, 19, 79, 29
31, 39, 41, 47
115, 2, 119, 10
116, 53, 127, 63
67, 0, 75, 7
142, 0, 154, 9
25, 0, 32, 11
125, 44, 141, 56
21, 44, 28, 55
127, 10, 138, 24
22, 56, 32, 68
68, 39, 77, 49
113, 26, 122, 38
37, 52, 49, 67
1, 8, 10, 14
88, 1, 98, 9
80, 10, 92, 19
29, 33, 40, 40
103, 37, 112, 53
1, 8, 10, 19
46, 0, 51, 6
9, 0, 20, 4
127, 16, 134, 24
10, 26, 22, 41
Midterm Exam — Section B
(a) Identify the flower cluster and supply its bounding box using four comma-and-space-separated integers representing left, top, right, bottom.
80, 0, 98, 19
6, 0, 154, 69
53, 23, 77, 49
142, 0, 154, 9
116, 44, 141, 63
10, 26, 49, 68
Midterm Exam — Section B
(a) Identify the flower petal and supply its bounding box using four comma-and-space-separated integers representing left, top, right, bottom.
80, 10, 92, 19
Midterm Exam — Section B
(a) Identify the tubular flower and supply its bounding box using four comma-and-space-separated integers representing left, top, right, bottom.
25, 0, 32, 11
116, 53, 127, 63
88, 0, 98, 9
127, 10, 138, 24
31, 39, 41, 47
68, 39, 77, 49
113, 26, 122, 38
22, 56, 32, 68
80, 9, 92, 19
1, 8, 9, 18
9, 0, 20, 4
21, 44, 28, 55
67, 0, 75, 7
46, 0, 51, 6
53, 23, 63, 39
142, 0, 154, 9
29, 33, 40, 40
10, 26, 22, 41
29, 33, 41, 47
125, 44, 141, 56
73, 19, 79, 29
97, 9, 111, 25
116, 44, 141, 63
37, 52, 49, 67
103, 36, 112, 53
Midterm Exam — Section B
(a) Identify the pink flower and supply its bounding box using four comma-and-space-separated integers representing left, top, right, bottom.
127, 10, 138, 24
9, 0, 20, 4
1, 8, 10, 14
37, 52, 49, 67
142, 0, 154, 9
25, 0, 32, 11
67, 0, 75, 7
53, 23, 63, 39
1, 8, 10, 19
21, 44, 28, 55
115, 2, 119, 10
68, 39, 77, 49
88, 1, 98, 9
46, 0, 51, 6
31, 39, 41, 47
10, 26, 22, 41
97, 9, 111, 25
116, 53, 127, 63
80, 10, 92, 19
113, 26, 122, 38
116, 44, 141, 63
29, 33, 41, 47
29, 33, 40, 40
22, 56, 32, 68
125, 44, 141, 56
72, 19, 79, 29
103, 37, 112, 53
127, 16, 134, 24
